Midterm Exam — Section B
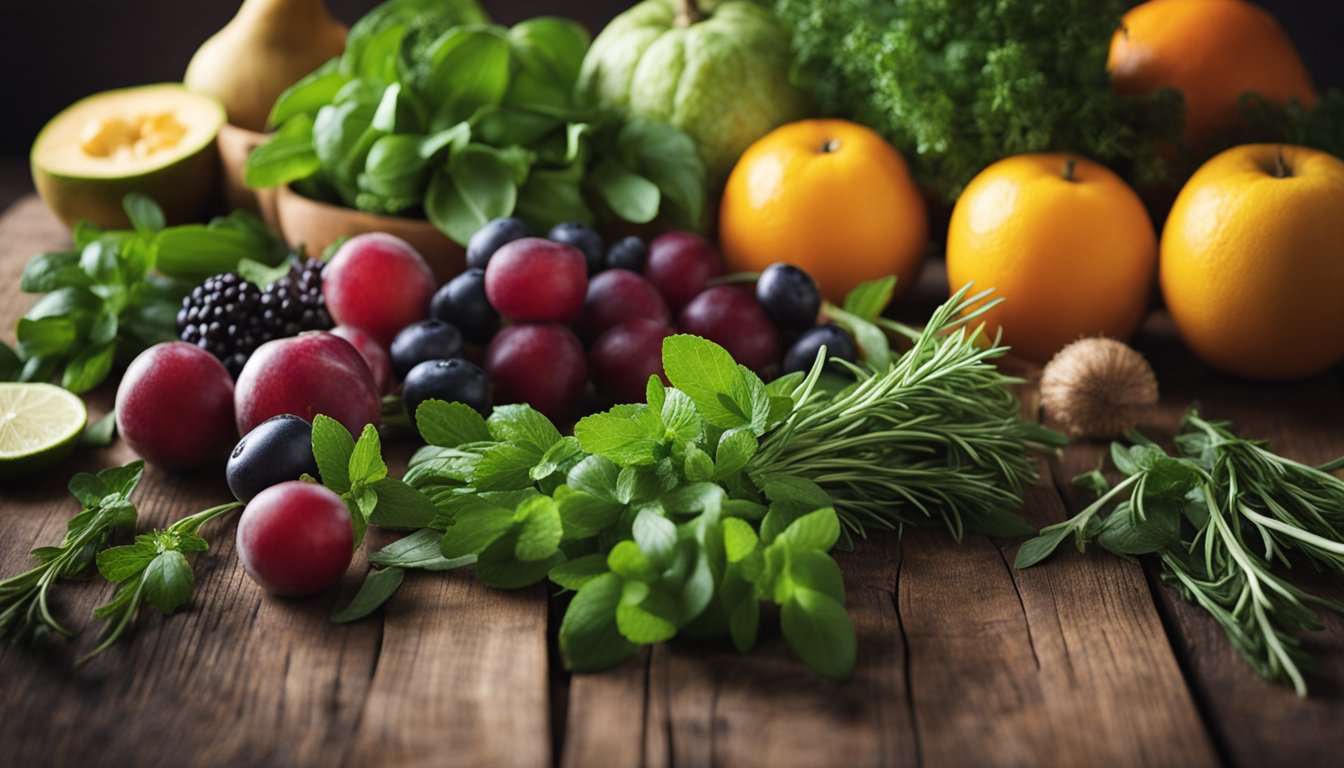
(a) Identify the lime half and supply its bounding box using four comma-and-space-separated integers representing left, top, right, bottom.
0, 383, 88, 481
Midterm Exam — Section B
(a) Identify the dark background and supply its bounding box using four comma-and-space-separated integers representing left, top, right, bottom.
0, 1, 1340, 162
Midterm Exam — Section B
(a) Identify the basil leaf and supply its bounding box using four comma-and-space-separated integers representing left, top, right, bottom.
244, 114, 321, 190
270, 59, 351, 126
588, 159, 660, 224
426, 146, 519, 245
504, 17, 590, 110
1014, 526, 1072, 569
122, 193, 165, 235
61, 340, 116, 394
423, 26, 511, 125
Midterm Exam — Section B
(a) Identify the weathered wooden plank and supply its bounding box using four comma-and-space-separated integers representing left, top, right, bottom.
1071, 312, 1344, 767
345, 575, 553, 768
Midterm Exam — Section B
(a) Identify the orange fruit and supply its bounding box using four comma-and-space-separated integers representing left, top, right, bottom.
1161, 144, 1344, 380
946, 154, 1157, 364
719, 119, 928, 304
1109, 0, 1316, 147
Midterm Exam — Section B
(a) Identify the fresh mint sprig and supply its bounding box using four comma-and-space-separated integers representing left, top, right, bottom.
82, 500, 243, 664
0, 462, 143, 641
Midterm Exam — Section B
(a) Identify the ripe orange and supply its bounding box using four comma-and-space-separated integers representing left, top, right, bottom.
946, 154, 1157, 364
1109, 0, 1316, 147
719, 119, 928, 304
1161, 144, 1344, 380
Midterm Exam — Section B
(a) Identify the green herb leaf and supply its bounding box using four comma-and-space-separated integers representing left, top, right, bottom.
95, 540, 157, 583
574, 405, 665, 467
775, 508, 841, 551
141, 550, 193, 615
122, 194, 165, 235
633, 508, 678, 567
1014, 526, 1072, 569
441, 508, 516, 560
780, 587, 855, 681
559, 572, 639, 672
842, 277, 897, 321
515, 496, 563, 561
416, 399, 492, 447
486, 404, 561, 454
426, 146, 519, 245
372, 529, 475, 571
549, 554, 609, 591
312, 414, 356, 493
331, 567, 406, 623
349, 424, 388, 485
367, 477, 438, 530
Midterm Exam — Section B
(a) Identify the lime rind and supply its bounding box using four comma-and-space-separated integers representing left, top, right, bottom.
0, 383, 88, 481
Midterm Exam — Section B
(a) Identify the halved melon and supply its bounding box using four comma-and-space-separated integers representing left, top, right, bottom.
31, 84, 225, 229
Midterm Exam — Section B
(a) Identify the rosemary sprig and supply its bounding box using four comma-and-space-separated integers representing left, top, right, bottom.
1016, 411, 1344, 695
0, 462, 144, 642
752, 283, 1067, 539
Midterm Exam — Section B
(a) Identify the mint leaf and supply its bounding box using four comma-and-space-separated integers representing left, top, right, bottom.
722, 518, 759, 562
348, 424, 388, 485
759, 475, 833, 508
330, 567, 406, 623
514, 496, 563, 561
726, 584, 760, 652
682, 444, 715, 482
95, 540, 157, 582
473, 443, 543, 490
487, 403, 561, 453
662, 334, 751, 430
574, 405, 665, 466
142, 550, 194, 615
775, 508, 841, 551
659, 388, 701, 443
788, 550, 846, 602
555, 486, 622, 539
549, 554, 609, 591
474, 531, 562, 588
714, 428, 757, 479
1014, 526, 1072, 569
842, 276, 896, 320
441, 508, 516, 559
633, 508, 677, 566
559, 573, 639, 672
780, 587, 855, 681
417, 399, 492, 447
312, 415, 356, 493
79, 410, 117, 448
607, 540, 658, 581
568, 455, 621, 503
367, 477, 437, 530
372, 529, 475, 571
616, 595, 678, 644
123, 193, 166, 236
531, 436, 585, 482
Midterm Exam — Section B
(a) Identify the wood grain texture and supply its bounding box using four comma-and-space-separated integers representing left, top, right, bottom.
0, 196, 553, 768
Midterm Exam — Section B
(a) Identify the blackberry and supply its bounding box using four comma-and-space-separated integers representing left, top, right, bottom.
178, 259, 332, 377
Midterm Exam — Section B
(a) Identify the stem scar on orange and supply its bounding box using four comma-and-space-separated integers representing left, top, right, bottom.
718, 119, 929, 304
946, 153, 1157, 364
1161, 144, 1344, 380
1108, 0, 1316, 148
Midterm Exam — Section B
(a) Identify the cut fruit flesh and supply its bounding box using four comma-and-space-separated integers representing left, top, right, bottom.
0, 383, 88, 481
32, 84, 224, 179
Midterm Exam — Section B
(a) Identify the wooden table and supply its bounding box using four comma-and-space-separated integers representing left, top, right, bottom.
1, 194, 1342, 767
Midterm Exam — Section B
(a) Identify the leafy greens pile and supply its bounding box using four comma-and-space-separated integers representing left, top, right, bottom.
1018, 413, 1344, 696
335, 283, 1062, 679
7, 194, 286, 392
246, 14, 707, 244
772, 0, 1182, 200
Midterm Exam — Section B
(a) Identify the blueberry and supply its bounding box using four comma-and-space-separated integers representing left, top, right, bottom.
783, 324, 859, 374
430, 268, 499, 345
756, 263, 822, 331
467, 217, 530, 270
404, 358, 492, 418
226, 415, 319, 503
548, 221, 604, 275
605, 236, 648, 272
390, 319, 465, 380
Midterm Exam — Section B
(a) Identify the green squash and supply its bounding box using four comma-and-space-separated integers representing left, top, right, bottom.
577, 0, 809, 187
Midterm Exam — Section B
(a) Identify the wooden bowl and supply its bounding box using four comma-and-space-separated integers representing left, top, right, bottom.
216, 123, 279, 229
275, 185, 466, 283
